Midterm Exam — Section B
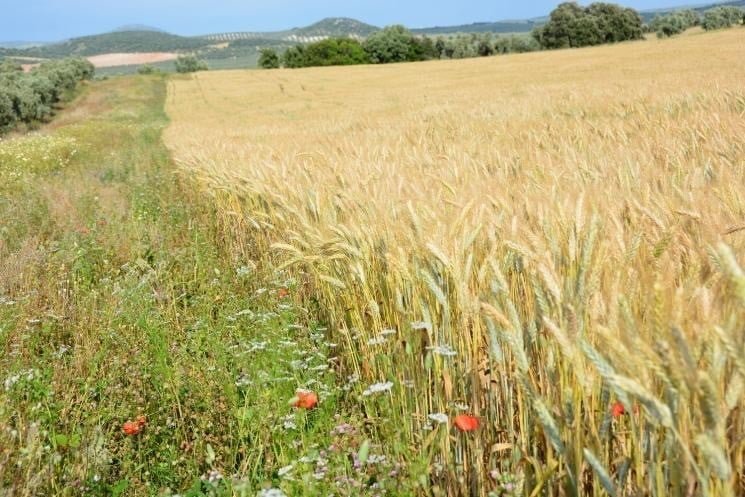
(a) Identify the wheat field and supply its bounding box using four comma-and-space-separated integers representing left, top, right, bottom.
164, 28, 745, 496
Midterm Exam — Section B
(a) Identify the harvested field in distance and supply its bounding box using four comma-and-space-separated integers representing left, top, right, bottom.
165, 28, 745, 496
86, 52, 178, 68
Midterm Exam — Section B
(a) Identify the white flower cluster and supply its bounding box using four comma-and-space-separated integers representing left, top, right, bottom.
363, 381, 394, 396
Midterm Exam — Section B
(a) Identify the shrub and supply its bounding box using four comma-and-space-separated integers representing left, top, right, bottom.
138, 64, 157, 75
258, 48, 280, 69
174, 55, 208, 73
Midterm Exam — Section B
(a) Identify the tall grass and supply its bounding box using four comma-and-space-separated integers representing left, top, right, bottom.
165, 28, 745, 496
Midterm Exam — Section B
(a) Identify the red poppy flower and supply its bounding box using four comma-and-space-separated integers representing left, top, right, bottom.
278, 288, 289, 298
122, 421, 143, 436
291, 390, 318, 410
611, 401, 626, 418
454, 414, 479, 432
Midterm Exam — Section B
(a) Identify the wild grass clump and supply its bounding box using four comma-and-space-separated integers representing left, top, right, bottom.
165, 28, 745, 496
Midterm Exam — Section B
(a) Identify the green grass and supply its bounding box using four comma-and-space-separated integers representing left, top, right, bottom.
0, 76, 425, 496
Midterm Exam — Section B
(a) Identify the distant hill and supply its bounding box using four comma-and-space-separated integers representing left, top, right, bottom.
293, 17, 379, 37
112, 24, 166, 33
412, 20, 542, 35
0, 41, 50, 49
639, 0, 745, 21
202, 17, 379, 43
0, 31, 211, 58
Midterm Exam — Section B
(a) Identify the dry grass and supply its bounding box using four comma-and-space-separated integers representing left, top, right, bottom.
165, 28, 745, 496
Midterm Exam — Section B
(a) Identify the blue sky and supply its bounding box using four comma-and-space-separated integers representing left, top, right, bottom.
3, 0, 696, 41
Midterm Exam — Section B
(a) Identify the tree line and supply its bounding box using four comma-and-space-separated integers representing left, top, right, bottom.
0, 58, 94, 133
647, 6, 744, 37
259, 26, 541, 69
259, 2, 744, 70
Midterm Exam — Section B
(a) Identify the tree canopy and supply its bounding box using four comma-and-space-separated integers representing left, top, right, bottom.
0, 57, 94, 132
532, 2, 644, 49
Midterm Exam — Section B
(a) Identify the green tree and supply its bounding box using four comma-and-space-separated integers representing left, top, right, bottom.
174, 55, 208, 73
302, 38, 369, 66
0, 86, 16, 129
258, 48, 280, 69
586, 3, 643, 43
533, 2, 643, 49
702, 6, 744, 30
0, 59, 22, 73
409, 36, 439, 61
281, 45, 307, 68
363, 25, 417, 63
649, 10, 699, 38
0, 57, 96, 134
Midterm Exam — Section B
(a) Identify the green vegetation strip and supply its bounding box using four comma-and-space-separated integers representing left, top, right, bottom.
0, 77, 415, 496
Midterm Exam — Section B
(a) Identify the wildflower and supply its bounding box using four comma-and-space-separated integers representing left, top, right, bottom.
362, 381, 394, 396
282, 415, 297, 430
411, 321, 432, 331
367, 336, 387, 346
122, 421, 143, 436
278, 464, 293, 478
202, 469, 223, 484
428, 413, 449, 424
381, 328, 397, 336
427, 344, 457, 357
135, 415, 147, 428
277, 288, 289, 298
611, 401, 626, 418
291, 389, 318, 409
454, 414, 480, 432
331, 423, 356, 436
258, 487, 287, 497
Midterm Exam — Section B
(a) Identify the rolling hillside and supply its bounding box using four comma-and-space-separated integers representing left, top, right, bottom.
201, 17, 379, 43
1, 0, 742, 62
0, 31, 211, 58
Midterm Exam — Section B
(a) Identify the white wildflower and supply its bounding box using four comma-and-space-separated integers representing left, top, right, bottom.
363, 381, 394, 396
278, 464, 294, 478
411, 321, 432, 331
258, 488, 287, 497
282, 415, 297, 431
427, 344, 457, 357
367, 336, 387, 346
428, 413, 449, 424
236, 266, 252, 277
235, 374, 251, 387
